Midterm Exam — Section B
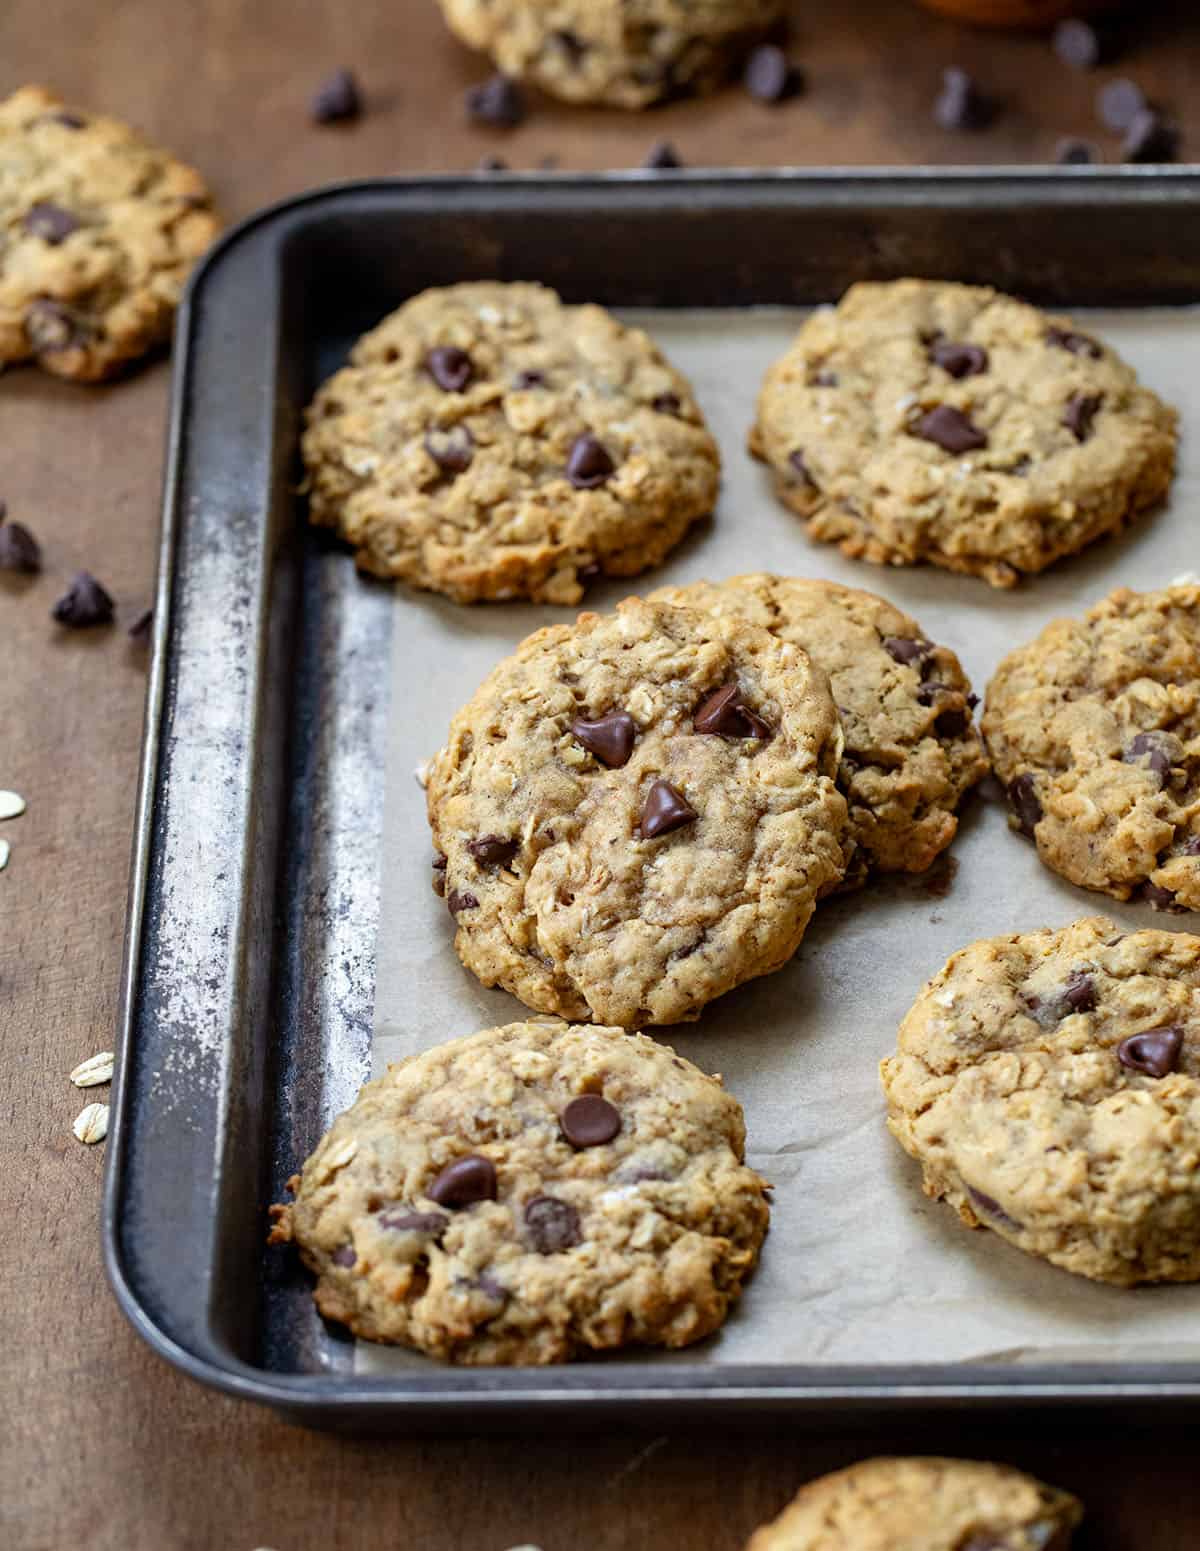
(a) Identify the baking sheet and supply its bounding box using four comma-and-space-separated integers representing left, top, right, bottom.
364, 307, 1200, 1375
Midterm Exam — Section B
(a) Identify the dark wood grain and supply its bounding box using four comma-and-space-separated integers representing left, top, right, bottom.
2, 2, 1200, 1548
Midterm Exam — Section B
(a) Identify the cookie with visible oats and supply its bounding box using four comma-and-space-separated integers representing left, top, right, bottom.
437, 0, 786, 109
983, 584, 1200, 911
649, 574, 988, 882
426, 596, 849, 1026
0, 86, 219, 381
745, 1456, 1081, 1551
881, 915, 1200, 1286
302, 281, 720, 604
269, 1019, 770, 1364
750, 279, 1177, 587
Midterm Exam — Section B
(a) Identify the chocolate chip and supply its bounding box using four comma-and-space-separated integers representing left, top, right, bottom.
881, 636, 931, 669
466, 834, 519, 867
1009, 773, 1042, 838
966, 1186, 1022, 1233
1097, 77, 1146, 132
934, 707, 968, 738
967, 693, 980, 710
25, 298, 83, 354
23, 202, 79, 244
553, 29, 586, 65
0, 520, 41, 574
427, 346, 473, 393
1124, 732, 1174, 785
643, 139, 682, 170
1063, 392, 1102, 443
1123, 107, 1178, 164
810, 369, 838, 387
1063, 970, 1098, 1014
1117, 1026, 1183, 1078
476, 153, 508, 172
913, 405, 988, 454
427, 1155, 497, 1207
1055, 137, 1097, 165
788, 449, 817, 488
378, 1209, 449, 1237
446, 888, 479, 916
560, 1095, 621, 1149
928, 339, 988, 379
693, 682, 773, 740
477, 1271, 507, 1302
331, 1244, 357, 1267
639, 780, 697, 840
571, 711, 636, 768
743, 44, 800, 104
52, 571, 113, 628
1046, 325, 1102, 359
466, 73, 525, 129
127, 607, 153, 642
524, 1195, 581, 1254
933, 67, 995, 131
652, 392, 682, 415
1053, 19, 1106, 71
432, 853, 447, 897
575, 561, 601, 586
424, 425, 474, 474
310, 68, 362, 124
1141, 881, 1177, 910
566, 433, 615, 489
513, 369, 545, 389
1184, 837, 1200, 857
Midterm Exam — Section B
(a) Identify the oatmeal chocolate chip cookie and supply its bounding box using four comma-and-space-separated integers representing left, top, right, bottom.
983, 585, 1200, 911
648, 574, 988, 881
437, 0, 787, 109
426, 596, 849, 1026
882, 916, 1200, 1286
302, 281, 720, 604
749, 279, 1177, 588
268, 1019, 771, 1364
0, 85, 219, 381
745, 1457, 1082, 1551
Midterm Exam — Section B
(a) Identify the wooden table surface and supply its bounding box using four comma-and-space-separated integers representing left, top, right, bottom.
3, 2, 1200, 1547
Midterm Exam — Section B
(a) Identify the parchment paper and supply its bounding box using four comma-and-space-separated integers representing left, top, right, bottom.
363, 308, 1200, 1374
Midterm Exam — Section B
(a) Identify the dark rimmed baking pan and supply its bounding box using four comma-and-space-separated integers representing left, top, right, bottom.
105, 170, 1200, 1428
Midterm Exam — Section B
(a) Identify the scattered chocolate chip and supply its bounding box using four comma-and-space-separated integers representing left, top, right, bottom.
25, 298, 83, 354
1053, 19, 1108, 71
1008, 773, 1042, 838
743, 44, 800, 104
1064, 970, 1099, 1014
1118, 1026, 1183, 1078
427, 1155, 497, 1207
331, 1244, 357, 1267
560, 1095, 621, 1149
1046, 325, 1102, 359
566, 433, 615, 489
1141, 881, 1177, 910
914, 405, 988, 454
1097, 77, 1146, 133
446, 888, 479, 916
476, 153, 508, 172
933, 67, 995, 131
881, 636, 932, 669
1123, 107, 1178, 164
1055, 136, 1097, 165
0, 520, 42, 574
693, 682, 773, 740
1124, 731, 1174, 785
51, 571, 113, 628
934, 707, 969, 738
639, 779, 697, 840
967, 693, 980, 710
575, 561, 601, 586
310, 68, 362, 124
466, 73, 525, 129
378, 1209, 449, 1237
513, 369, 545, 389
477, 1271, 507, 1302
524, 1195, 581, 1254
127, 607, 153, 642
652, 392, 682, 415
643, 139, 683, 170
432, 853, 447, 897
427, 346, 474, 393
929, 339, 988, 379
966, 1186, 1021, 1233
788, 449, 817, 488
571, 711, 636, 768
23, 202, 79, 244
425, 424, 474, 474
1063, 392, 1102, 443
466, 833, 519, 867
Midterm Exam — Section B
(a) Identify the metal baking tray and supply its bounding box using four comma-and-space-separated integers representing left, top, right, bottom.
104, 171, 1200, 1427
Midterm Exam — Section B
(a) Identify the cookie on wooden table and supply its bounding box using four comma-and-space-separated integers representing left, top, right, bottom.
269, 1019, 771, 1364
649, 574, 988, 882
438, 0, 787, 108
749, 279, 1177, 587
745, 1456, 1082, 1551
0, 85, 219, 381
983, 584, 1199, 911
881, 916, 1200, 1286
302, 281, 721, 604
426, 596, 850, 1026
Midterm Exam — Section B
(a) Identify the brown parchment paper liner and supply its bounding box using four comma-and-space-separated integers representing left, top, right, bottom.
361, 309, 1200, 1374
